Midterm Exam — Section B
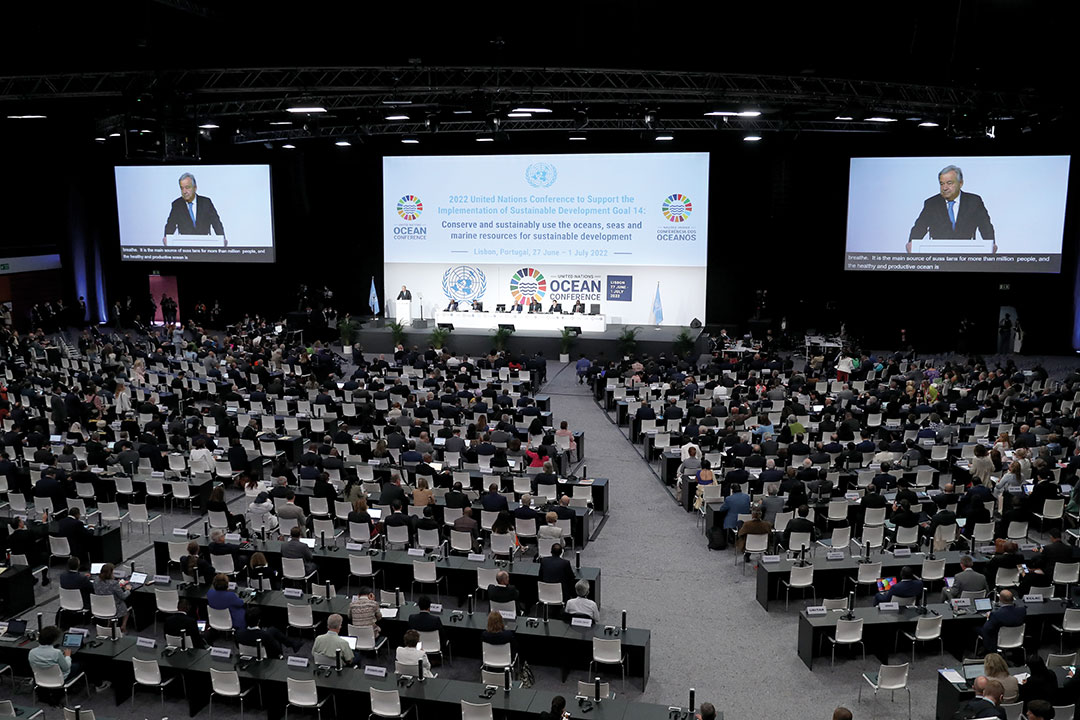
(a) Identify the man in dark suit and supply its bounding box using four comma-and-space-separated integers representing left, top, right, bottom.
163, 599, 207, 649
538, 543, 577, 600
528, 299, 542, 313
59, 555, 95, 606
872, 565, 924, 606
486, 570, 521, 613
163, 172, 226, 244
445, 299, 459, 312
571, 300, 586, 314
907, 164, 995, 253
57, 507, 94, 564
406, 596, 443, 632
396, 286, 412, 300
978, 589, 1026, 652
784, 504, 818, 547
951, 677, 1007, 720
548, 301, 562, 313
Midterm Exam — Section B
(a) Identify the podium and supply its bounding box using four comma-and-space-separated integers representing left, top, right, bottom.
910, 239, 993, 254
395, 299, 412, 322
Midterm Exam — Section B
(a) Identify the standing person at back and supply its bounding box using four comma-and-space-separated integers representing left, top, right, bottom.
538, 543, 577, 601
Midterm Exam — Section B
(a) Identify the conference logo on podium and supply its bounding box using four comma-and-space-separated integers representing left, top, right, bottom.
442, 266, 487, 304
661, 193, 693, 223
509, 267, 547, 304
396, 195, 423, 221
524, 162, 557, 188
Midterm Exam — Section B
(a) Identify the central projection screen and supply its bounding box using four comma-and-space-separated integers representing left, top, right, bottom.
382, 152, 708, 327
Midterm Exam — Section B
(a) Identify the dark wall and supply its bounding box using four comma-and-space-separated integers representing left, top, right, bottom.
2, 121, 1075, 354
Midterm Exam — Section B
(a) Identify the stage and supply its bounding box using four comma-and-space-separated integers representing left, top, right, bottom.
356, 319, 706, 359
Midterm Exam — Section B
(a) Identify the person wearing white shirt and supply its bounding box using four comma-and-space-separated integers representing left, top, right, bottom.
395, 629, 434, 678
564, 580, 600, 624
189, 439, 215, 473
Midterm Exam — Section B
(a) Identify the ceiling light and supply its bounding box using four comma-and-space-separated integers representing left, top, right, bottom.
704, 111, 737, 117
382, 100, 413, 105
919, 121, 940, 128
452, 110, 473, 115
198, 123, 219, 129
865, 117, 897, 123
282, 144, 296, 149
569, 136, 587, 141
108, 132, 121, 137
475, 137, 495, 142
401, 137, 420, 144
335, 140, 351, 147
737, 111, 761, 117
286, 106, 327, 114
513, 107, 552, 114
385, 115, 410, 121
743, 135, 762, 142
655, 134, 673, 141
835, 116, 853, 121
269, 121, 293, 126
507, 112, 531, 118
6, 114, 47, 119
94, 137, 106, 142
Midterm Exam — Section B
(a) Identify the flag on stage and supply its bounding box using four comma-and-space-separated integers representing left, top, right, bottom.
652, 282, 664, 325
368, 276, 380, 316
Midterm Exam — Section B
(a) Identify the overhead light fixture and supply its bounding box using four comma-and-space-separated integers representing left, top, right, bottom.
737, 110, 761, 117
286, 105, 327, 114
108, 132, 121, 137
569, 135, 587, 141
834, 115, 853, 121
513, 107, 552, 114
401, 137, 420, 144
140, 129, 152, 134
507, 112, 531, 118
94, 137, 106, 142
6, 114, 47, 119
269, 121, 293, 126
452, 110, 473, 115
282, 144, 296, 149
655, 134, 673, 141
865, 116, 897, 122
199, 123, 219, 129
385, 114, 410, 121
476, 136, 495, 142
382, 100, 413, 105
334, 140, 351, 147
743, 135, 762, 142
704, 110, 761, 117
919, 121, 940, 128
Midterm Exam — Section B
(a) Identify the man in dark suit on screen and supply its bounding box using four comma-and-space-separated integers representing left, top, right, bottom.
906, 164, 995, 253
163, 172, 226, 246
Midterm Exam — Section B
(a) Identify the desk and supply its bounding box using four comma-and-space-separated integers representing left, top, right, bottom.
797, 599, 1068, 669
934, 665, 1071, 720
0, 565, 35, 616
150, 539, 602, 607
435, 311, 607, 333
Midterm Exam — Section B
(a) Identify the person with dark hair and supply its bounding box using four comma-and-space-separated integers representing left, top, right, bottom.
407, 595, 443, 633
832, 708, 853, 720
93, 562, 132, 632
281, 525, 317, 575
206, 573, 246, 629
236, 607, 299, 659
538, 696, 567, 720
1019, 654, 1058, 708
698, 703, 718, 720
163, 598, 207, 649
28, 624, 110, 696
59, 555, 94, 606
538, 542, 577, 600
181, 540, 214, 584
1025, 699, 1055, 720
873, 565, 924, 606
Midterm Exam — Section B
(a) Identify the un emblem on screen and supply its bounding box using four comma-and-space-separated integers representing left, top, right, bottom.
525, 162, 557, 188
442, 266, 487, 302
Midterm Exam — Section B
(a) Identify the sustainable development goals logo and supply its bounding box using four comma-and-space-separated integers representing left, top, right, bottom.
662, 193, 692, 222
396, 195, 423, 221
509, 267, 547, 304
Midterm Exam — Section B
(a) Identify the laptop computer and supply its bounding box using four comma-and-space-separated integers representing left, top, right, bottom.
962, 663, 984, 680
876, 577, 898, 592
974, 597, 993, 612
129, 571, 148, 587
0, 619, 28, 641
62, 632, 84, 649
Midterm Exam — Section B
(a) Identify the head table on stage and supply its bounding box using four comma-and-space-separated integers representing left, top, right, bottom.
434, 310, 607, 332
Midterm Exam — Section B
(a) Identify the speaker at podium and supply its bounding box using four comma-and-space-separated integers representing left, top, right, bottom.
394, 299, 412, 322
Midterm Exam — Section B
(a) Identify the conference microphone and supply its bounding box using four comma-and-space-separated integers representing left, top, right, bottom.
468, 594, 474, 616
595, 677, 602, 703
621, 610, 627, 632
688, 688, 695, 713
504, 667, 512, 692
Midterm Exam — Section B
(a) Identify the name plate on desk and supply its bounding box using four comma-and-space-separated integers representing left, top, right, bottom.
1019, 543, 1039, 552
951, 598, 972, 609
430, 603, 443, 613
1023, 594, 1045, 604
499, 610, 516, 621
878, 602, 900, 612
826, 551, 844, 561
844, 492, 860, 501
345, 543, 366, 552
892, 548, 911, 557
225, 533, 242, 543
805, 606, 827, 616
761, 555, 780, 564
172, 527, 190, 536
287, 656, 309, 668
136, 637, 157, 649
571, 617, 593, 628
283, 588, 303, 598
364, 665, 388, 678
977, 546, 996, 555
210, 647, 232, 659
152, 575, 171, 585
228, 582, 238, 592
467, 553, 486, 562
407, 548, 425, 557
151, 471, 165, 478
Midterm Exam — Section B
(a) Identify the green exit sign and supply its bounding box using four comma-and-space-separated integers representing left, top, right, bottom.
0, 263, 8, 271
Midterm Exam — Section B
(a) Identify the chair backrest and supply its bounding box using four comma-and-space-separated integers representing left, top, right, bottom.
461, 700, 494, 720
592, 636, 623, 662
210, 667, 242, 695
915, 615, 943, 640
1047, 652, 1078, 668
920, 558, 946, 581
208, 606, 233, 631
133, 657, 163, 685
1056, 562, 1080, 585
835, 618, 864, 642
482, 641, 512, 667
369, 687, 403, 717
287, 603, 314, 628
287, 677, 320, 707
787, 531, 811, 552
999, 702, 1024, 720
1053, 705, 1076, 720
155, 587, 180, 612
744, 532, 770, 553
856, 562, 882, 583
282, 556, 308, 579
31, 663, 65, 688
349, 553, 374, 576
62, 708, 97, 720
59, 587, 86, 611
789, 564, 814, 586
537, 581, 563, 604
997, 623, 1026, 648
877, 663, 909, 690
413, 559, 437, 582
90, 593, 117, 618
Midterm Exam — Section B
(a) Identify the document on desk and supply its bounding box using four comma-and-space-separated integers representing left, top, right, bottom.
939, 669, 966, 684
382, 608, 399, 619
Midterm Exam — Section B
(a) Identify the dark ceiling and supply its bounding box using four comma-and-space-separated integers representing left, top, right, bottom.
1, 1, 1073, 151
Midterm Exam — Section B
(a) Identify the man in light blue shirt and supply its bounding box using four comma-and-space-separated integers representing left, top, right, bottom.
575, 355, 591, 384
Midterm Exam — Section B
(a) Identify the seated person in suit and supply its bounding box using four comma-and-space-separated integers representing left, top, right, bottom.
407, 595, 443, 632
236, 607, 301, 659
873, 565, 924, 606
978, 589, 1026, 653
163, 598, 207, 649
59, 555, 94, 606
487, 570, 521, 613
512, 299, 526, 313
471, 301, 484, 312
571, 300, 586, 314
943, 555, 989, 601
528, 299, 543, 313
445, 299, 459, 312
549, 301, 563, 313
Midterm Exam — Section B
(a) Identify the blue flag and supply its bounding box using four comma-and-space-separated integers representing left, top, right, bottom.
652, 282, 664, 325
368, 276, 380, 316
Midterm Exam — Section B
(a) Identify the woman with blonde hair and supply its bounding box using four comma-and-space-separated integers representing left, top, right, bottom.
983, 652, 1019, 702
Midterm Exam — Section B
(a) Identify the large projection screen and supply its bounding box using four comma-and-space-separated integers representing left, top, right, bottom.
844, 155, 1070, 273
382, 152, 709, 327
115, 164, 276, 263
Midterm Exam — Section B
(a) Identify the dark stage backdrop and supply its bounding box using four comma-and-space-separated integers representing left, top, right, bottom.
1, 122, 1075, 355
